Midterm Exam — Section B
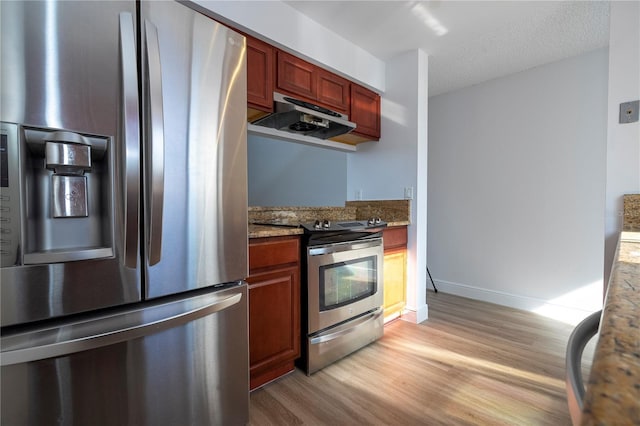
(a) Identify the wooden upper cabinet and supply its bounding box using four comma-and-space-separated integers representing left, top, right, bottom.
246, 36, 274, 117
276, 51, 350, 114
350, 83, 381, 140
276, 50, 317, 100
316, 68, 350, 114
244, 35, 382, 144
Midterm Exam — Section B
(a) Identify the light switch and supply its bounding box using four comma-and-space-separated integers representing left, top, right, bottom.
619, 100, 639, 124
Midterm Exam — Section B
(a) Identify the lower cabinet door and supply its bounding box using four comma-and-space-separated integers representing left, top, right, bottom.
247, 265, 300, 390
383, 247, 407, 321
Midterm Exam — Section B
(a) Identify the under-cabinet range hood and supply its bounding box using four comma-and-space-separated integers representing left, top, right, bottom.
251, 92, 356, 140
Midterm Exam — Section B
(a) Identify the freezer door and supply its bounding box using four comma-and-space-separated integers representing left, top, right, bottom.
140, 1, 248, 298
1, 284, 249, 425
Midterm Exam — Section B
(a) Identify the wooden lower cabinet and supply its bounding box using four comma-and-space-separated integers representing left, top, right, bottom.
247, 236, 300, 390
383, 226, 408, 322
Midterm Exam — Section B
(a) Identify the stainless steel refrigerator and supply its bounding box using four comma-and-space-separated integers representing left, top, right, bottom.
0, 1, 249, 424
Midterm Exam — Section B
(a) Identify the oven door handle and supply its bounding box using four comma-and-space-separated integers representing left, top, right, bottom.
308, 238, 382, 256
309, 308, 383, 345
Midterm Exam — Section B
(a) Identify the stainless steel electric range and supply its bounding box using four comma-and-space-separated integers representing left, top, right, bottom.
298, 218, 387, 375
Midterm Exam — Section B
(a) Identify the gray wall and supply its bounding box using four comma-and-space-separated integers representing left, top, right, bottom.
604, 2, 640, 284
347, 49, 429, 322
427, 48, 609, 323
247, 134, 347, 206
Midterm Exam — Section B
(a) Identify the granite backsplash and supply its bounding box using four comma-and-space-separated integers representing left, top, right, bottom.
249, 200, 411, 226
624, 194, 640, 231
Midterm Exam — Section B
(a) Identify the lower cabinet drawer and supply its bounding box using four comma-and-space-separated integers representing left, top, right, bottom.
383, 226, 408, 249
249, 236, 300, 271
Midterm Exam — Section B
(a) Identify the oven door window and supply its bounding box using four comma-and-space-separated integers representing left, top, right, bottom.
319, 255, 377, 311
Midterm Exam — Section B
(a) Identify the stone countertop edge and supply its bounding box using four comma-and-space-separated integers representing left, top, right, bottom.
580, 231, 640, 425
248, 221, 410, 239
248, 224, 304, 239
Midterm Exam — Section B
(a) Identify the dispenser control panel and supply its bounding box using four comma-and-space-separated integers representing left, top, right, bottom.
0, 123, 22, 267
1, 133, 8, 187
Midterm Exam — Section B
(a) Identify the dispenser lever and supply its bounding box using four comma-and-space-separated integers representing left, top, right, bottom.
45, 142, 92, 174
44, 132, 93, 218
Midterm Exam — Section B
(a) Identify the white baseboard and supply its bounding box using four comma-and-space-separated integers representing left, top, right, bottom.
400, 303, 429, 324
430, 279, 597, 325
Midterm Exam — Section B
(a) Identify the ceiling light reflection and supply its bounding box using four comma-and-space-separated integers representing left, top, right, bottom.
411, 2, 448, 37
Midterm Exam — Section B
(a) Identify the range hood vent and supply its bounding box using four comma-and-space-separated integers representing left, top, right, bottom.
251, 92, 356, 140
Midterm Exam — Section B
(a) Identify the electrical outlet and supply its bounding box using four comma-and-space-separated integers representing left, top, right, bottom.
404, 187, 414, 200
619, 100, 639, 124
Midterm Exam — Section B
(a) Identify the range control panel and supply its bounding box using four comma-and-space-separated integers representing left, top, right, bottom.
1, 123, 22, 267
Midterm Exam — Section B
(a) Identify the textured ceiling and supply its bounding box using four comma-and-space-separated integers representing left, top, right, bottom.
283, 1, 610, 96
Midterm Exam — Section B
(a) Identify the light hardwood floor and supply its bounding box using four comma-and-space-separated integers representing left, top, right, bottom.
249, 291, 594, 425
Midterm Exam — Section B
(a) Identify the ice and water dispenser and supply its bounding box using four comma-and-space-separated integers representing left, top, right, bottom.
0, 122, 114, 267
46, 133, 92, 219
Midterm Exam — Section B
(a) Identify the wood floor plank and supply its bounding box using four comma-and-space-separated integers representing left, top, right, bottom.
249, 291, 593, 425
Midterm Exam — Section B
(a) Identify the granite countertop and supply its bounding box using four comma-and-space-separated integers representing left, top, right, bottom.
248, 200, 411, 239
581, 230, 640, 425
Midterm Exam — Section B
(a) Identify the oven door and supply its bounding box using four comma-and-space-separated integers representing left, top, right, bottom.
307, 238, 383, 334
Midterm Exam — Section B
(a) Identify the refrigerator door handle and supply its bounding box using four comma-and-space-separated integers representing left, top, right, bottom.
144, 19, 165, 266
119, 12, 141, 268
1, 289, 243, 366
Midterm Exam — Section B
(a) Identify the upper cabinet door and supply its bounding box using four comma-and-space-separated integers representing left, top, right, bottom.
246, 36, 274, 113
276, 51, 349, 114
276, 51, 317, 100
316, 68, 350, 114
350, 84, 381, 140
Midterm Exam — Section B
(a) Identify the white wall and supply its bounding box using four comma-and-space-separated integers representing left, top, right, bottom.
247, 134, 347, 206
428, 48, 609, 323
604, 1, 640, 285
348, 49, 429, 323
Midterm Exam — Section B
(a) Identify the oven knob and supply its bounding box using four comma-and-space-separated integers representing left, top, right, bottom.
367, 218, 375, 226
322, 219, 330, 228
314, 220, 321, 230
375, 217, 382, 224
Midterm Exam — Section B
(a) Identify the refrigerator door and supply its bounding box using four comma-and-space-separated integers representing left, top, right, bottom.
0, 1, 141, 326
1, 283, 249, 425
140, 1, 248, 299
0, 0, 132, 135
